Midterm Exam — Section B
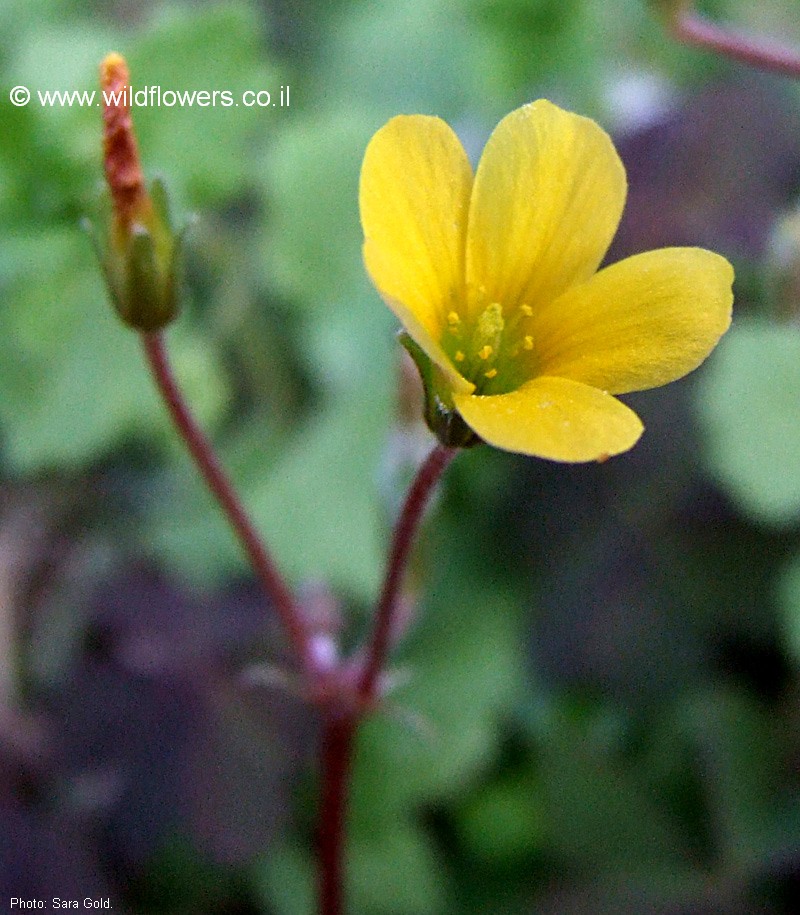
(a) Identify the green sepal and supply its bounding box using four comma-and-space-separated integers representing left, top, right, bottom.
150, 176, 172, 226
398, 331, 480, 450
125, 226, 177, 331
84, 177, 189, 333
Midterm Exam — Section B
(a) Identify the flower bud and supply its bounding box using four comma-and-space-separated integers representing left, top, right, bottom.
86, 53, 187, 332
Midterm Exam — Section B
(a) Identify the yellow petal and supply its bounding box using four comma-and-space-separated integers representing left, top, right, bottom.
534, 248, 734, 394
360, 114, 473, 346
465, 100, 626, 317
453, 376, 643, 462
370, 276, 474, 395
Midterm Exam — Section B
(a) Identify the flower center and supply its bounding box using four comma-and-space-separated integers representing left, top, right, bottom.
444, 301, 535, 395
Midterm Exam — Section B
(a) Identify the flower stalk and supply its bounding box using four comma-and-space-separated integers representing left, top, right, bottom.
318, 713, 358, 915
91, 51, 458, 915
665, 4, 800, 79
358, 443, 456, 702
92, 54, 311, 672
317, 442, 456, 915
141, 332, 314, 671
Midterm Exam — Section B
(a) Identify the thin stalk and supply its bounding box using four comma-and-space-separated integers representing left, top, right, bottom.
358, 443, 456, 703
315, 442, 455, 915
141, 331, 311, 671
318, 713, 357, 915
674, 11, 800, 79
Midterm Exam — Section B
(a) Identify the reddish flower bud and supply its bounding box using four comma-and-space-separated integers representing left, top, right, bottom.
100, 52, 153, 234
86, 53, 188, 332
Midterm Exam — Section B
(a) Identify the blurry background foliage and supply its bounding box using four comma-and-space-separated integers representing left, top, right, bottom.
3, 0, 800, 913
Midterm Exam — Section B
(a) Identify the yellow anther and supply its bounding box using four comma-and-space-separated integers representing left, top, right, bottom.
484, 368, 498, 379
455, 350, 465, 362
447, 311, 461, 327
523, 335, 534, 350
478, 345, 493, 360
520, 304, 533, 317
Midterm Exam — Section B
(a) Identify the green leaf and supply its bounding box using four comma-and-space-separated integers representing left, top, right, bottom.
0, 231, 228, 471
255, 823, 448, 915
259, 108, 372, 306
319, 0, 486, 117
147, 375, 391, 599
128, 2, 283, 206
777, 552, 800, 668
696, 319, 800, 525
535, 704, 685, 875
456, 772, 546, 865
252, 841, 314, 915
10, 20, 115, 146
349, 821, 449, 915
351, 575, 523, 826
674, 689, 788, 871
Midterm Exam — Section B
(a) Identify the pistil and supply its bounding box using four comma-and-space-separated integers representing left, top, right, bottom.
443, 299, 536, 394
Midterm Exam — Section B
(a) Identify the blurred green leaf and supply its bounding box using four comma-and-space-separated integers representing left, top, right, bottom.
319, 0, 485, 118
455, 771, 545, 865
777, 552, 800, 668
253, 841, 314, 915
259, 108, 371, 307
257, 824, 448, 915
350, 822, 449, 915
0, 231, 228, 471
536, 705, 686, 875
128, 2, 282, 206
351, 574, 523, 826
675, 689, 788, 871
10, 19, 114, 154
697, 320, 800, 525
147, 376, 391, 598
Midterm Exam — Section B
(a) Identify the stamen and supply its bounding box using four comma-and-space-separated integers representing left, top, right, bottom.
523, 335, 534, 350
455, 350, 465, 362
519, 304, 533, 317
447, 311, 461, 327
478, 345, 493, 360
484, 368, 498, 379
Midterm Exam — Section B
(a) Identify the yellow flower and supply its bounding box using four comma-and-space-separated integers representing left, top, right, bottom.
359, 100, 734, 462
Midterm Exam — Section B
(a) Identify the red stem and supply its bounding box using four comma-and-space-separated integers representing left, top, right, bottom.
143, 335, 455, 915
315, 442, 455, 915
358, 443, 455, 703
141, 331, 311, 670
674, 12, 800, 79
318, 713, 357, 915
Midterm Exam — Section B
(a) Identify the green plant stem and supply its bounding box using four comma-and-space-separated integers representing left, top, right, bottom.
673, 11, 800, 78
141, 331, 313, 671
